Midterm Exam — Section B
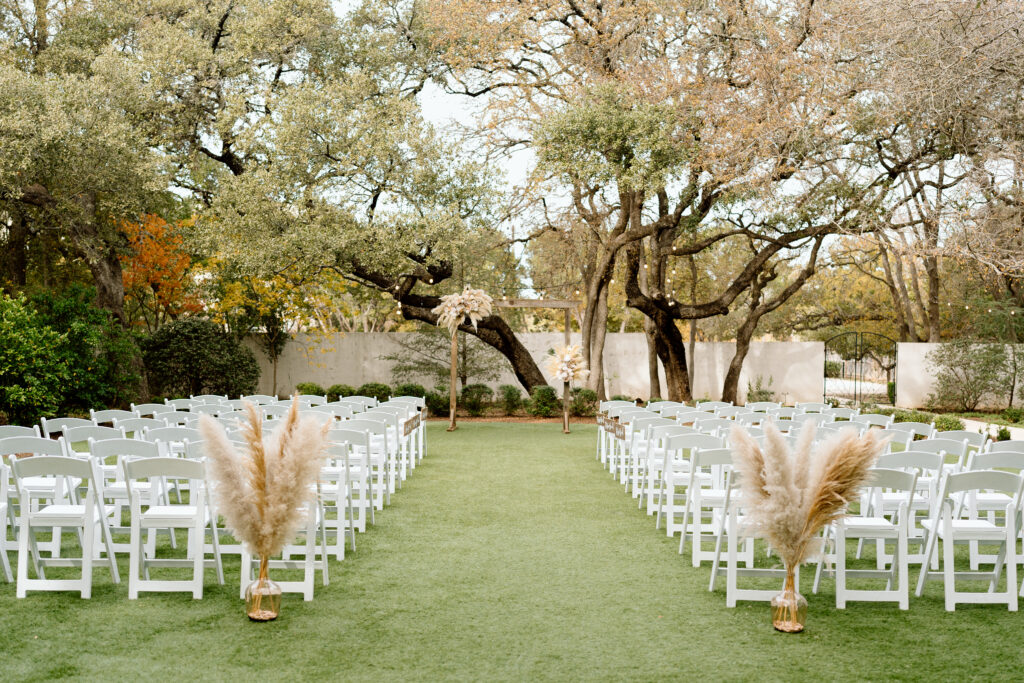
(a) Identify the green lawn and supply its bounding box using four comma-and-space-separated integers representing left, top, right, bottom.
1, 422, 1021, 681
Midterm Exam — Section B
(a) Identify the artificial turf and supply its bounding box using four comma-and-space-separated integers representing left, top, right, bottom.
1, 422, 1022, 681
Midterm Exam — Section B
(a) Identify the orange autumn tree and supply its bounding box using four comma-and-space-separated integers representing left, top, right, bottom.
120, 214, 203, 331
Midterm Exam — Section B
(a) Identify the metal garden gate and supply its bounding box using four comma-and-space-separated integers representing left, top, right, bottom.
824, 332, 897, 405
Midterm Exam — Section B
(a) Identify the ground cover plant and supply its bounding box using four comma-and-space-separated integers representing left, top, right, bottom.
1, 422, 1019, 680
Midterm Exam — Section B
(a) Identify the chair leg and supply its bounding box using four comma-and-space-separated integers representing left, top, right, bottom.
129, 517, 141, 600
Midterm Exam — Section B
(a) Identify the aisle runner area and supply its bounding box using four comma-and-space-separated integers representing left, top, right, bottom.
1, 422, 1019, 680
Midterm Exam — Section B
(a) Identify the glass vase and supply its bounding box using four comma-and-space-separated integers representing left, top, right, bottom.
245, 557, 282, 621
771, 568, 807, 633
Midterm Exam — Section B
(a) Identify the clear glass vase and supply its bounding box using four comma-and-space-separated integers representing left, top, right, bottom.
245, 558, 282, 621
771, 568, 807, 633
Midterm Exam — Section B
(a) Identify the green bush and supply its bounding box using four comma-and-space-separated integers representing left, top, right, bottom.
326, 384, 356, 401
825, 360, 843, 378
892, 409, 934, 424
1002, 407, 1023, 424
997, 426, 1012, 441
497, 384, 523, 416
141, 318, 259, 398
31, 285, 141, 411
610, 394, 633, 402
0, 294, 71, 424
356, 382, 391, 403
933, 414, 965, 431
926, 340, 1008, 411
570, 387, 598, 417
461, 383, 493, 417
528, 385, 561, 417
746, 375, 775, 403
887, 381, 896, 405
424, 389, 449, 417
295, 382, 325, 396
393, 383, 427, 398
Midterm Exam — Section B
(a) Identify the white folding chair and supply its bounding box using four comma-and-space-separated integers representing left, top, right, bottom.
915, 470, 1022, 611
744, 402, 780, 413
90, 409, 137, 425
39, 416, 93, 438
815, 468, 917, 609
655, 433, 723, 536
852, 413, 893, 429
679, 447, 734, 567
1, 436, 75, 557
124, 457, 224, 598
890, 421, 935, 440
131, 403, 176, 417
239, 500, 329, 602
0, 425, 41, 439
12, 455, 119, 598
344, 419, 391, 509
0, 463, 11, 582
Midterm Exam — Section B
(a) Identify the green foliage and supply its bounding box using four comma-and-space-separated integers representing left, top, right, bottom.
927, 340, 1008, 411
295, 382, 326, 396
461, 383, 494, 417
30, 285, 141, 411
933, 415, 966, 431
382, 325, 505, 389
887, 381, 896, 405
997, 426, 1012, 441
745, 375, 775, 403
424, 389, 449, 417
327, 384, 357, 401
891, 410, 935, 424
357, 382, 392, 403
141, 318, 259, 399
825, 360, 843, 378
527, 385, 561, 418
611, 394, 633, 402
497, 384, 523, 416
393, 383, 427, 398
1002, 407, 1023, 424
570, 388, 598, 417
0, 295, 71, 424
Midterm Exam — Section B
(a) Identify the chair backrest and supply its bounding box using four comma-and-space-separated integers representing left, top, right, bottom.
159, 411, 195, 426
389, 396, 426, 409
936, 430, 988, 450
915, 437, 967, 459
646, 401, 682, 414
767, 407, 802, 420
89, 409, 137, 424
791, 413, 833, 426
766, 418, 795, 433
619, 410, 655, 426
693, 417, 733, 435
664, 433, 724, 452
190, 404, 224, 415
876, 449, 944, 474
63, 425, 126, 447
240, 394, 279, 405
744, 401, 780, 413
852, 413, 893, 428
371, 404, 414, 419
667, 408, 707, 423
131, 402, 175, 416
114, 416, 168, 433
0, 425, 41, 438
943, 469, 1023, 497
12, 454, 95, 480
262, 405, 289, 418
691, 447, 733, 468
734, 413, 764, 427
165, 398, 198, 410
0, 436, 65, 458
216, 410, 249, 424
696, 401, 732, 412
312, 404, 353, 419
607, 406, 648, 420
39, 416, 93, 437
865, 467, 918, 493
344, 419, 387, 436
293, 394, 327, 406
344, 396, 378, 409
826, 407, 860, 421
190, 394, 228, 404
889, 421, 935, 439
875, 428, 912, 451
715, 406, 752, 419
985, 440, 1024, 455
970, 451, 1024, 473
124, 455, 204, 482
649, 424, 698, 442
796, 402, 830, 413
298, 409, 339, 426
222, 399, 246, 410
89, 438, 161, 462
142, 426, 203, 444
630, 416, 672, 439
599, 400, 634, 412
328, 427, 371, 449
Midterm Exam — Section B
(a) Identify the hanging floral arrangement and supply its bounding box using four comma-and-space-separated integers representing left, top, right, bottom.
546, 344, 590, 384
432, 287, 493, 336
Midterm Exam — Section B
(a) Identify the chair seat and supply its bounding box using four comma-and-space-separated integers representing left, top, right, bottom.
842, 517, 898, 535
922, 518, 1007, 541
30, 503, 117, 526
141, 505, 202, 526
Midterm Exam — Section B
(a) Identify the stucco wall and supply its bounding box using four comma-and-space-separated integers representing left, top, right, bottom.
246, 333, 826, 403
896, 342, 1018, 410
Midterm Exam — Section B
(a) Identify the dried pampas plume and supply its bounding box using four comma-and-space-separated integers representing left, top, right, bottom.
200, 396, 329, 559
730, 422, 883, 570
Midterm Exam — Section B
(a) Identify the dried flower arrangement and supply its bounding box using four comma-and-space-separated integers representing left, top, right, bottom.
545, 344, 590, 384
432, 287, 493, 336
730, 423, 883, 631
199, 397, 329, 619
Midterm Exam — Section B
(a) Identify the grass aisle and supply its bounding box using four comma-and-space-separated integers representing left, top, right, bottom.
1, 422, 1021, 680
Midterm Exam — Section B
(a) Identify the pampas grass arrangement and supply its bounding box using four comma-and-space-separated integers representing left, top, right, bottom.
730, 422, 884, 631
199, 397, 329, 619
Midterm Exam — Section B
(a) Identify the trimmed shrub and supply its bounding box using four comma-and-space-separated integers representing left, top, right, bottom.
610, 394, 633, 402
424, 389, 449, 417
1002, 407, 1023, 424
528, 385, 561, 417
825, 360, 843, 378
887, 381, 896, 405
326, 384, 356, 401
0, 294, 71, 424
393, 383, 427, 398
498, 384, 523, 416
891, 409, 935, 424
141, 318, 259, 398
997, 426, 1012, 441
570, 387, 599, 417
461, 383, 493, 417
356, 382, 391, 403
295, 382, 325, 396
933, 414, 965, 431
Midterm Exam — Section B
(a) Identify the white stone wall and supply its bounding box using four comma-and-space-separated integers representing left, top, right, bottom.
246, 332, 825, 403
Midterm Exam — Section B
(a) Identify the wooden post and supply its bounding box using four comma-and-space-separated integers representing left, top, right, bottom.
563, 309, 571, 434
447, 332, 458, 431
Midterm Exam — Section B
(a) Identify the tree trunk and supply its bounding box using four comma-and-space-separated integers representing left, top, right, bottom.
588, 286, 609, 401
448, 332, 458, 431
924, 254, 941, 342
1, 211, 28, 293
